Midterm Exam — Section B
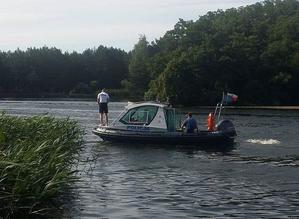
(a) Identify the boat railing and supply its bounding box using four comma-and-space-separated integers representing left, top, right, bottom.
214, 92, 231, 122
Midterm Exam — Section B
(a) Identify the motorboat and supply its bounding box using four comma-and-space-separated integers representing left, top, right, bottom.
92, 101, 237, 146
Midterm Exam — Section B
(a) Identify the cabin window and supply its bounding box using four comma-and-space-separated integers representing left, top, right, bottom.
164, 108, 181, 132
120, 106, 158, 125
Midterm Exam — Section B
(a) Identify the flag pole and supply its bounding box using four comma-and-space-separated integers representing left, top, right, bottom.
218, 92, 225, 121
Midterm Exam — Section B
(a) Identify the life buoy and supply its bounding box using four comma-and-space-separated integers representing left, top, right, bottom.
207, 113, 215, 131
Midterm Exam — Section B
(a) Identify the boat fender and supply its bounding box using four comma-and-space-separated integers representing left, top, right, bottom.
206, 113, 215, 131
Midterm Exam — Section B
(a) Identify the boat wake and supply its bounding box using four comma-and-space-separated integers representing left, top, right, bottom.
246, 139, 281, 145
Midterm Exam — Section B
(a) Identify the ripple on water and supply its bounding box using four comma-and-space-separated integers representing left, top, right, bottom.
246, 138, 281, 145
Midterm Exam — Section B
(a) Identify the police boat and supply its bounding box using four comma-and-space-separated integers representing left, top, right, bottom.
92, 101, 237, 146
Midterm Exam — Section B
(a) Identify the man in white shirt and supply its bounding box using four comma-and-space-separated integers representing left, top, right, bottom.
97, 89, 110, 126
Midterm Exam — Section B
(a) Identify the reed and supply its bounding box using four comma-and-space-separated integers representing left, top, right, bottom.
0, 113, 84, 217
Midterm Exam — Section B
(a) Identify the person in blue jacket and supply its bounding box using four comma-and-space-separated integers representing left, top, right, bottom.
181, 112, 198, 133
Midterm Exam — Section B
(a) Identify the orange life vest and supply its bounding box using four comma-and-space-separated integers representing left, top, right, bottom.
207, 113, 215, 131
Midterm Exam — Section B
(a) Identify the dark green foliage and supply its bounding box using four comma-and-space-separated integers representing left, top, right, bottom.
126, 36, 152, 99
0, 46, 129, 98
0, 114, 84, 217
142, 0, 299, 105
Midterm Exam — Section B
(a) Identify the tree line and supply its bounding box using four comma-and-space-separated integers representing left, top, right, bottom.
0, 0, 298, 105
0, 46, 129, 98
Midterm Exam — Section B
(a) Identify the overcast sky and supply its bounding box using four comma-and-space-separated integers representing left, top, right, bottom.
1, 0, 259, 52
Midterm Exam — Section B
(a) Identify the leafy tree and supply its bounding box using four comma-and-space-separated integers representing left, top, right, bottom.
127, 35, 151, 98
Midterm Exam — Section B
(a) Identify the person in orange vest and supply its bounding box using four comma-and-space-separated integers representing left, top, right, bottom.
207, 113, 215, 131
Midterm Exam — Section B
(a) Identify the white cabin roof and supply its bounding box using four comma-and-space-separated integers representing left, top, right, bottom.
126, 101, 168, 110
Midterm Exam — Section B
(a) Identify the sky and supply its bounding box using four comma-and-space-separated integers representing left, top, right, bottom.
0, 0, 259, 52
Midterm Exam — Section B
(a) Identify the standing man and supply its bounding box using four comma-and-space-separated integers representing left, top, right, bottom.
181, 112, 198, 133
97, 89, 110, 126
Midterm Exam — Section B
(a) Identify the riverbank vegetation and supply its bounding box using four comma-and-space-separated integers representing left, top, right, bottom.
0, 114, 84, 218
0, 0, 298, 106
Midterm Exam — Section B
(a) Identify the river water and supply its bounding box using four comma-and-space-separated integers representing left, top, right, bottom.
0, 100, 299, 218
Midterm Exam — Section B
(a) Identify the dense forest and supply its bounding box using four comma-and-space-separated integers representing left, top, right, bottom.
0, 46, 129, 98
128, 0, 299, 105
0, 0, 298, 105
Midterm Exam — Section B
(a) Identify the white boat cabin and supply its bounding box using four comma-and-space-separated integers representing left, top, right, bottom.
110, 102, 180, 132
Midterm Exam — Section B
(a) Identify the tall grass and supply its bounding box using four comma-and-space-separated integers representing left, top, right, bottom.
0, 113, 84, 218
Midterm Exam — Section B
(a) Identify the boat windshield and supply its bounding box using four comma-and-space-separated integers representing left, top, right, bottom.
120, 105, 158, 125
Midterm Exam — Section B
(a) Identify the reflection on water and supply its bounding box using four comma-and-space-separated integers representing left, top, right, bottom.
1, 101, 299, 218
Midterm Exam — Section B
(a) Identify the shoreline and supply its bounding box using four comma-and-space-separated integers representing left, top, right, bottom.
0, 98, 299, 110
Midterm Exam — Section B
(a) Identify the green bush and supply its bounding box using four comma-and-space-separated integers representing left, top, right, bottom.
0, 113, 84, 217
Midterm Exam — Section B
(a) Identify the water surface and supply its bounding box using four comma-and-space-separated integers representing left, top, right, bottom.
1, 100, 298, 218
